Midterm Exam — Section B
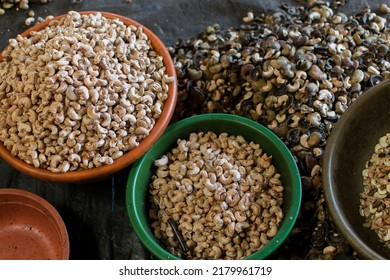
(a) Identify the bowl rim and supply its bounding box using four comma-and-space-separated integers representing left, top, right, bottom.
323, 79, 390, 260
126, 113, 302, 260
0, 188, 69, 259
0, 11, 177, 183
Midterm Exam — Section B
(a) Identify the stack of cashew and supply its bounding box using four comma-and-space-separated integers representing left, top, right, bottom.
360, 133, 390, 246
0, 11, 173, 172
149, 131, 284, 259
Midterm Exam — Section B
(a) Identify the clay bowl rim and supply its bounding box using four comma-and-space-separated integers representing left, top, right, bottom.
0, 188, 70, 260
0, 11, 178, 183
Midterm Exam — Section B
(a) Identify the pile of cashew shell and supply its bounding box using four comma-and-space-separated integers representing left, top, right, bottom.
149, 131, 285, 260
0, 11, 174, 172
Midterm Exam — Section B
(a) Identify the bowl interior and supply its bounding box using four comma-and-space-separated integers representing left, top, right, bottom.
0, 11, 177, 183
127, 113, 301, 259
0, 188, 69, 260
323, 79, 390, 259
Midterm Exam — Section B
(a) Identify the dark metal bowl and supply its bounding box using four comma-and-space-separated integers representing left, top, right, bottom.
323, 78, 390, 259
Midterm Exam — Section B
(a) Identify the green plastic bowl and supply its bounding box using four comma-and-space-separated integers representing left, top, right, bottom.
126, 113, 302, 259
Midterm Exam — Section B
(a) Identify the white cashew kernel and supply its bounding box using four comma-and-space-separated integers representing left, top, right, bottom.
149, 131, 285, 259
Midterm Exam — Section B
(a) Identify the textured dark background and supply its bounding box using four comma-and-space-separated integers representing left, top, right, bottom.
0, 0, 383, 259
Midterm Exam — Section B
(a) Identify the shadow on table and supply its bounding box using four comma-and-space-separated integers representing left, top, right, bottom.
60, 207, 99, 260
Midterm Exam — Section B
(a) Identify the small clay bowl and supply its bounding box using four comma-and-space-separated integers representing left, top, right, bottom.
323, 79, 390, 259
126, 114, 302, 260
0, 188, 69, 260
0, 11, 177, 183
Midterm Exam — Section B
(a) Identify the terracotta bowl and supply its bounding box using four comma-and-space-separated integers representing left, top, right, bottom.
0, 11, 177, 183
323, 79, 390, 259
0, 188, 69, 260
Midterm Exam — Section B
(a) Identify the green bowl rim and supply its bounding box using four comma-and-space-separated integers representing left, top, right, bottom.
126, 113, 302, 260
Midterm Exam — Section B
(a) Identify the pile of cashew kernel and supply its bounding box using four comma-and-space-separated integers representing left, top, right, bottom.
0, 11, 174, 172
149, 131, 285, 259
360, 133, 390, 246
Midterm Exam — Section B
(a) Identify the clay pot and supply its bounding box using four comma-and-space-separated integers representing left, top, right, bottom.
0, 11, 177, 183
0, 188, 69, 260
